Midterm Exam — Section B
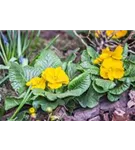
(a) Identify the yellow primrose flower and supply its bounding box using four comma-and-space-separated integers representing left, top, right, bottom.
29, 107, 36, 114
100, 58, 124, 80
26, 77, 46, 90
106, 30, 127, 39
93, 45, 123, 64
42, 67, 69, 89
95, 30, 127, 39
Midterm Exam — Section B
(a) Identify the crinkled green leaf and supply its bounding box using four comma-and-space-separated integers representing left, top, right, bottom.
23, 66, 42, 81
4, 97, 23, 111
107, 92, 120, 102
123, 43, 128, 59
34, 49, 62, 70
81, 50, 91, 62
93, 78, 116, 93
77, 85, 103, 108
80, 61, 99, 75
68, 72, 91, 92
45, 91, 58, 101
9, 62, 26, 94
66, 62, 77, 80
32, 89, 45, 97
92, 81, 107, 93
87, 46, 98, 60
129, 54, 135, 64
32, 98, 65, 111
109, 83, 130, 95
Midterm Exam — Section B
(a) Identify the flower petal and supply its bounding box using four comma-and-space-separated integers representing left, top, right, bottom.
42, 68, 55, 83
100, 66, 108, 79
48, 82, 62, 89
112, 45, 123, 60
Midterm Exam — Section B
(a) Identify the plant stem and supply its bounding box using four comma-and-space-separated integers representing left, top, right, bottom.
17, 30, 22, 58
9, 87, 32, 121
0, 38, 8, 65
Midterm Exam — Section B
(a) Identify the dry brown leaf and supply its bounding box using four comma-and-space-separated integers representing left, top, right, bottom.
127, 90, 135, 108
112, 108, 129, 121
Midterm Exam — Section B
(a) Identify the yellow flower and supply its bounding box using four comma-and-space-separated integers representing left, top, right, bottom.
95, 30, 127, 39
42, 67, 69, 89
31, 113, 37, 119
26, 77, 46, 90
106, 30, 127, 39
93, 45, 123, 64
95, 30, 101, 37
29, 107, 36, 114
100, 58, 124, 80
50, 115, 59, 121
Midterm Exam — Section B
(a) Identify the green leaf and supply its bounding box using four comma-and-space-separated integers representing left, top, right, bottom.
45, 91, 58, 101
109, 83, 130, 95
32, 89, 45, 97
81, 50, 91, 62
34, 49, 62, 70
87, 46, 98, 59
129, 54, 135, 64
68, 72, 91, 93
9, 62, 26, 93
107, 92, 120, 102
32, 98, 65, 111
65, 49, 77, 62
23, 66, 42, 81
80, 61, 99, 75
66, 62, 77, 79
15, 111, 27, 121
93, 79, 116, 93
4, 97, 23, 111
123, 43, 128, 59
92, 82, 107, 93
0, 65, 9, 70
77, 85, 103, 108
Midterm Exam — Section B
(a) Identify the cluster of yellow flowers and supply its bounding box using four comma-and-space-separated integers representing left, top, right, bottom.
95, 30, 127, 39
26, 67, 69, 90
93, 45, 125, 81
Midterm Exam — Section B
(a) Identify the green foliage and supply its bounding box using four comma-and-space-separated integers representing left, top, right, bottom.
34, 48, 62, 70
9, 62, 26, 94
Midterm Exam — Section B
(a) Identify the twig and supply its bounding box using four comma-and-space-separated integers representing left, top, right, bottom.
123, 31, 135, 44
107, 30, 117, 40
73, 30, 88, 47
128, 49, 135, 54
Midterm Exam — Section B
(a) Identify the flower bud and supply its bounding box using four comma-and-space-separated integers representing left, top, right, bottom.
46, 107, 53, 113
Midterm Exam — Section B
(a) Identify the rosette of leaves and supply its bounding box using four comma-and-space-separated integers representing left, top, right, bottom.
5, 47, 91, 112
77, 44, 134, 108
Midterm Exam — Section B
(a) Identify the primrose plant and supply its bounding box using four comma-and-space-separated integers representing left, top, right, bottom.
6, 41, 91, 120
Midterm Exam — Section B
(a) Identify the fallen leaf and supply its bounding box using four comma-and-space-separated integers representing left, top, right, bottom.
88, 116, 101, 121
112, 108, 129, 121
127, 100, 135, 108
102, 112, 110, 121
127, 90, 135, 108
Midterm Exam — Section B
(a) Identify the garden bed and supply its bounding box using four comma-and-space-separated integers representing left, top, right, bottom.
1, 30, 135, 121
